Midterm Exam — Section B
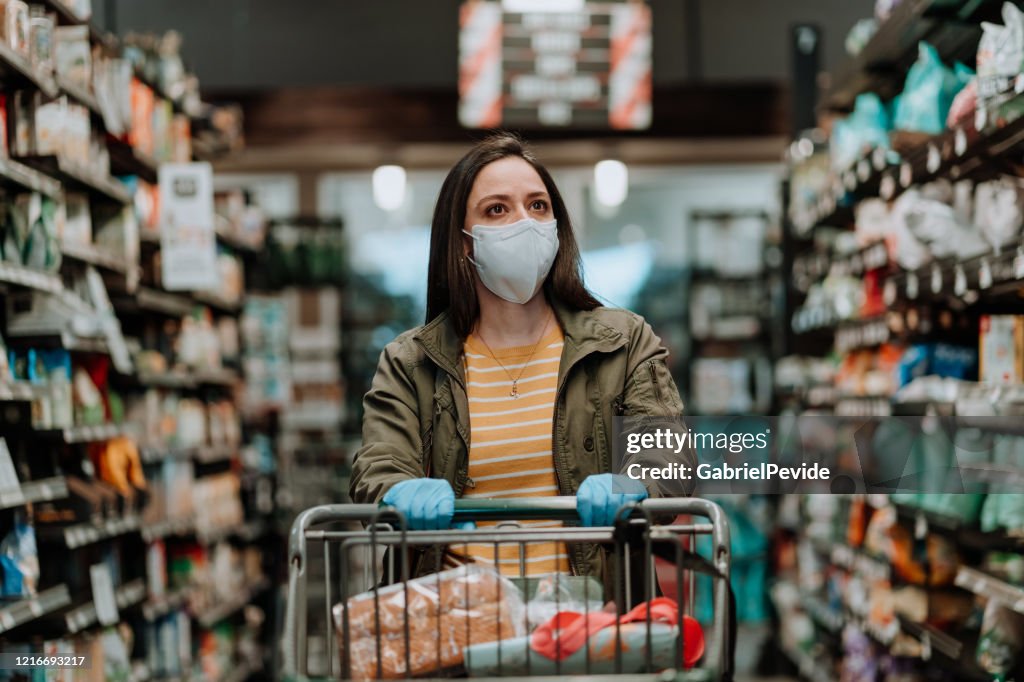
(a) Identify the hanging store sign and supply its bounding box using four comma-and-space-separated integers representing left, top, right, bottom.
159, 162, 219, 291
459, 0, 652, 130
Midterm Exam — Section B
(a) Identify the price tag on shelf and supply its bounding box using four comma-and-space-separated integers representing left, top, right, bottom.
979, 259, 992, 290
954, 127, 967, 156
28, 600, 42, 617
976, 106, 987, 132
843, 170, 856, 191
926, 144, 941, 173
0, 440, 22, 502
1015, 248, 1024, 280
954, 265, 967, 296
931, 264, 943, 294
0, 611, 13, 630
857, 159, 870, 182
1017, 74, 1024, 94
880, 173, 895, 200
907, 272, 919, 300
883, 279, 897, 306
872, 146, 887, 170
90, 564, 120, 626
900, 162, 913, 188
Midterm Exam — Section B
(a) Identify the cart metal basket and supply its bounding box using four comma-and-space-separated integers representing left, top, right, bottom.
283, 497, 732, 681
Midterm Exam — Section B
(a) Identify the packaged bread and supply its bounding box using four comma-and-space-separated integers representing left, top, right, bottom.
334, 566, 525, 680
345, 602, 521, 680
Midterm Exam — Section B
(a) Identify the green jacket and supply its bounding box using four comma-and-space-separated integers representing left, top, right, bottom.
349, 301, 690, 582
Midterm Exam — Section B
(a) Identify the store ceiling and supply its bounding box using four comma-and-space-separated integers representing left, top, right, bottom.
93, 0, 871, 168
98, 0, 874, 90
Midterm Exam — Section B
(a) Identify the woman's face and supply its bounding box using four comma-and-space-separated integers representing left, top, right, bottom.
464, 157, 554, 245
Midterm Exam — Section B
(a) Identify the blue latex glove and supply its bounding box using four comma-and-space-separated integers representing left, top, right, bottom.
576, 473, 648, 527
381, 478, 473, 531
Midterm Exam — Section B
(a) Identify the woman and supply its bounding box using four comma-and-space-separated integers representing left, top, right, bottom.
349, 132, 690, 579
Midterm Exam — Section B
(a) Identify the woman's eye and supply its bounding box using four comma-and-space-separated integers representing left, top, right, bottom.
532, 200, 549, 211
487, 204, 505, 216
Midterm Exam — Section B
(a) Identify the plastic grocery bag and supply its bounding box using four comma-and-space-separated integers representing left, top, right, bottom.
894, 42, 973, 134
464, 597, 704, 676
332, 565, 526, 680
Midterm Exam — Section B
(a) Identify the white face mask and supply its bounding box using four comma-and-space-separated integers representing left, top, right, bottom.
463, 218, 559, 304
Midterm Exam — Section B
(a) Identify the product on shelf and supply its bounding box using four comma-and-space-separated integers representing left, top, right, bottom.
892, 42, 973, 135
980, 315, 1024, 385
0, 511, 38, 597
54, 24, 91, 88
0, 0, 30, 58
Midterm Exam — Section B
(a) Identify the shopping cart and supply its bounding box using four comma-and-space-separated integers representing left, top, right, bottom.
283, 497, 732, 682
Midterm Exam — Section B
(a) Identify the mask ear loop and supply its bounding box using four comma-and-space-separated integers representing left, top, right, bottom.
461, 229, 482, 269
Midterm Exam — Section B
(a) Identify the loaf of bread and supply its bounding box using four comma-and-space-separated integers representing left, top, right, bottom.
344, 602, 521, 680
333, 580, 443, 640
334, 566, 525, 680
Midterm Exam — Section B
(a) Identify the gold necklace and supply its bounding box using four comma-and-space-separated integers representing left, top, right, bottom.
475, 313, 553, 399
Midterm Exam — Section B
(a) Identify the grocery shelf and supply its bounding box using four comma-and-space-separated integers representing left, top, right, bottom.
0, 584, 72, 634
0, 155, 63, 197
37, 422, 125, 443
885, 248, 1024, 304
19, 155, 132, 204
214, 224, 262, 254
821, 0, 991, 112
195, 368, 242, 387
196, 518, 264, 546
218, 654, 263, 682
955, 566, 1024, 614
193, 290, 243, 314
0, 40, 59, 98
140, 515, 195, 543
40, 514, 142, 549
778, 640, 833, 682
194, 576, 269, 629
0, 381, 38, 402
139, 446, 194, 465
39, 0, 116, 49
827, 542, 891, 582
131, 287, 195, 317
956, 462, 1024, 487
0, 262, 63, 294
0, 477, 68, 510
108, 137, 160, 184
136, 371, 198, 390
6, 329, 110, 355
59, 240, 131, 274
834, 316, 890, 354
799, 593, 844, 634
57, 75, 102, 117
142, 586, 193, 622
834, 396, 893, 418
195, 444, 237, 464
65, 578, 147, 634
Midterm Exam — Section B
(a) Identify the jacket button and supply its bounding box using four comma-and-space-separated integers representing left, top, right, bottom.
583, 436, 595, 451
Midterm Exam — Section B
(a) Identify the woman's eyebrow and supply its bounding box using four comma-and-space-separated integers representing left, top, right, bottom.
475, 190, 550, 209
476, 193, 511, 208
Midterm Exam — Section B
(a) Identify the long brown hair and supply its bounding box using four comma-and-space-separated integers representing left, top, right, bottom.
426, 133, 600, 337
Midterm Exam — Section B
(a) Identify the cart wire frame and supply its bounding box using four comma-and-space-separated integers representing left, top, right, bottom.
284, 497, 732, 681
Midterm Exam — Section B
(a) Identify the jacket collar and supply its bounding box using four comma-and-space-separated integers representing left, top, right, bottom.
413, 300, 629, 386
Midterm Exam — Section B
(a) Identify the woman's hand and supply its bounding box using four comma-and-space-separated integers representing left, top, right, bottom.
576, 473, 648, 527
380, 478, 477, 530
381, 478, 456, 530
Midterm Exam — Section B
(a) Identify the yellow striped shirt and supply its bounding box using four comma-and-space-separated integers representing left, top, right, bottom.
451, 324, 571, 576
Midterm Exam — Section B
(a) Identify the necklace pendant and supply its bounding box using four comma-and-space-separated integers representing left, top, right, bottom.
510, 381, 519, 399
